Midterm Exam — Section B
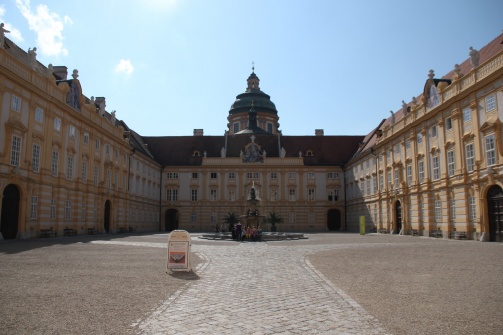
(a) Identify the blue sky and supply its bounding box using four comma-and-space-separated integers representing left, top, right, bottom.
1, 0, 502, 136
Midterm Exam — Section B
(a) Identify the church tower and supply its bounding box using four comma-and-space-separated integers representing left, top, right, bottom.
227, 67, 280, 135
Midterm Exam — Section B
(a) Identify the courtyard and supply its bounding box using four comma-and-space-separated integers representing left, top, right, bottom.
0, 233, 501, 334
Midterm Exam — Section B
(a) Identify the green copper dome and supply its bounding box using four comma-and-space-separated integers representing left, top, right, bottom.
228, 71, 278, 116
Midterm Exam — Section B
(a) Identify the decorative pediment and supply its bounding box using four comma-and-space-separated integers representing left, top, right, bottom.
479, 116, 502, 134
5, 118, 28, 134
430, 146, 440, 155
462, 132, 475, 141
32, 131, 45, 142
52, 139, 61, 149
444, 140, 455, 149
242, 137, 265, 163
416, 152, 425, 160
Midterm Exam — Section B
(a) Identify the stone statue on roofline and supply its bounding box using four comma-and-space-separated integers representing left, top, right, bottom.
1, 23, 10, 49
28, 47, 37, 68
469, 47, 480, 68
221, 147, 226, 158
280, 147, 286, 158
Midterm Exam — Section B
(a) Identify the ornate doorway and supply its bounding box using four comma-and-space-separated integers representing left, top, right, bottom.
1, 184, 20, 239
327, 209, 341, 231
487, 185, 503, 242
165, 209, 179, 231
104, 200, 111, 233
395, 200, 402, 234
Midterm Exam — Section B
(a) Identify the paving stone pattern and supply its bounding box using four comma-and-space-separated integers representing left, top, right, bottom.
133, 242, 390, 335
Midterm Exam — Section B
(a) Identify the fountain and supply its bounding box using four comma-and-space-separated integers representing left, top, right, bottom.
199, 182, 307, 241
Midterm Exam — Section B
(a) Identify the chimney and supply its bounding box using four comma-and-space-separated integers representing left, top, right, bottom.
52, 66, 68, 80
193, 129, 204, 136
315, 129, 324, 136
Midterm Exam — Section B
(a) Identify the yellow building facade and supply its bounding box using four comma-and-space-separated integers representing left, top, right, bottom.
346, 33, 503, 242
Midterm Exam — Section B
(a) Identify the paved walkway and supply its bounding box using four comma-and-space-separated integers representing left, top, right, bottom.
132, 241, 390, 335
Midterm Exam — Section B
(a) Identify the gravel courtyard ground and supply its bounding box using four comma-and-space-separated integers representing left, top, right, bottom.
0, 232, 501, 334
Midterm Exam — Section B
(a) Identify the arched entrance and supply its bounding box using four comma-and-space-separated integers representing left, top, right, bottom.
165, 209, 179, 231
327, 209, 341, 231
395, 200, 402, 234
487, 185, 503, 242
1, 184, 21, 239
104, 200, 111, 233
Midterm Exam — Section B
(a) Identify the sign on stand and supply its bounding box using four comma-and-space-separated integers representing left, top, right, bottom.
167, 230, 191, 272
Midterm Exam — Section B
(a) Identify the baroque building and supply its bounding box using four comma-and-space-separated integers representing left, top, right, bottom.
345, 33, 503, 242
1, 28, 502, 242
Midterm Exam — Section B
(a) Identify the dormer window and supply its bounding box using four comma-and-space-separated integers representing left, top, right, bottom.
192, 150, 201, 157
306, 150, 314, 157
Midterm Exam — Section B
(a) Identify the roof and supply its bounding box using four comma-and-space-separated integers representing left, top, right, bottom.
142, 134, 364, 167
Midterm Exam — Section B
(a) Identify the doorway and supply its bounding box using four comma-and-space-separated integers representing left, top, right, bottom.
1, 184, 20, 239
395, 200, 402, 234
165, 209, 179, 231
327, 209, 341, 231
104, 200, 111, 233
487, 185, 503, 242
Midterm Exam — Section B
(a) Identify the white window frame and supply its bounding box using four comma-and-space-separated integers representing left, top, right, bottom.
485, 134, 496, 166
463, 107, 472, 122
465, 143, 475, 172
52, 151, 59, 176
32, 144, 41, 172
485, 94, 496, 112
447, 150, 455, 177
82, 161, 87, 183
432, 155, 440, 180
434, 199, 442, 223
10, 135, 22, 167
11, 95, 21, 112
418, 160, 424, 184
66, 155, 74, 180
469, 196, 476, 221
30, 196, 38, 219
54, 118, 61, 131
35, 107, 44, 122
308, 188, 315, 201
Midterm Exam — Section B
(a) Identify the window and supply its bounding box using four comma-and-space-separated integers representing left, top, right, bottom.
270, 172, 277, 179
417, 133, 423, 144
228, 172, 235, 179
387, 172, 392, 190
308, 189, 315, 201
445, 118, 452, 130
10, 135, 22, 167
51, 151, 59, 176
54, 118, 61, 131
65, 200, 71, 220
105, 144, 110, 155
32, 144, 41, 172
379, 175, 384, 192
233, 123, 239, 133
469, 196, 476, 221
50, 199, 56, 219
450, 199, 456, 221
447, 150, 455, 177
289, 172, 296, 179
191, 189, 198, 201
394, 144, 400, 155
432, 156, 440, 180
327, 172, 339, 179
166, 189, 178, 201
66, 156, 74, 180
307, 172, 315, 179
289, 189, 296, 201
228, 188, 235, 201
431, 125, 437, 137
406, 165, 412, 185
83, 133, 89, 144
247, 172, 259, 179
192, 172, 198, 179
166, 172, 178, 179
210, 189, 217, 201
191, 211, 197, 223
11, 95, 21, 112
106, 169, 111, 189
30, 196, 38, 219
270, 189, 278, 201
93, 165, 99, 186
394, 169, 399, 189
486, 94, 496, 112
373, 178, 377, 194
463, 107, 472, 122
366, 178, 370, 195
210, 172, 217, 179
122, 175, 126, 190
406, 139, 411, 150
35, 108, 44, 122
485, 134, 496, 166
69, 125, 76, 138
82, 161, 87, 183
95, 139, 100, 149
267, 123, 273, 133
418, 160, 424, 184
465, 144, 475, 172
435, 199, 442, 223
114, 172, 118, 190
